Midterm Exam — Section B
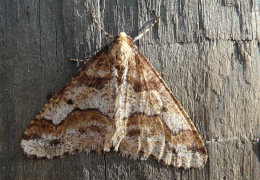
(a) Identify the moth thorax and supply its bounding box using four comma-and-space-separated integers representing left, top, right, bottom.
111, 40, 133, 71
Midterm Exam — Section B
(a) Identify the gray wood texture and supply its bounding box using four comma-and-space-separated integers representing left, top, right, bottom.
0, 0, 259, 179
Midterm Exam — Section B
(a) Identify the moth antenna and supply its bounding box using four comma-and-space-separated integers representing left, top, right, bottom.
91, 10, 113, 39
133, 16, 161, 42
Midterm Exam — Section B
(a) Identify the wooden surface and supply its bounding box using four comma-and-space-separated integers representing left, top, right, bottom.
0, 0, 259, 179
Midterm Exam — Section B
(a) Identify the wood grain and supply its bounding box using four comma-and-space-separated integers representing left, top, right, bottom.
0, 0, 259, 179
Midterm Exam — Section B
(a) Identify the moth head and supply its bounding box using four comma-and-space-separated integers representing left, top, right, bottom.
113, 32, 134, 45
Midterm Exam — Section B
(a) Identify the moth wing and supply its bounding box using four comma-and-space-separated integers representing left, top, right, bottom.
21, 48, 117, 158
119, 53, 208, 169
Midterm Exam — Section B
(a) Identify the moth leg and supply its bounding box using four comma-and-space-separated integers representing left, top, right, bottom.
159, 72, 168, 77
69, 58, 89, 66
91, 9, 113, 39
69, 58, 89, 63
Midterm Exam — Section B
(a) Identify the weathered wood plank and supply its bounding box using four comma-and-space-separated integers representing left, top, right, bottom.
0, 0, 259, 179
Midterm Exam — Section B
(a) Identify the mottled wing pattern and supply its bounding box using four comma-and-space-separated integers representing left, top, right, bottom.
119, 53, 207, 168
21, 47, 117, 158
21, 32, 207, 169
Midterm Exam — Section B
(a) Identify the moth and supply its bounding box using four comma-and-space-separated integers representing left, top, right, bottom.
21, 17, 208, 169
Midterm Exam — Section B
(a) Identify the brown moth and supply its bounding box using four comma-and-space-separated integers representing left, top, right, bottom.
21, 31, 208, 169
